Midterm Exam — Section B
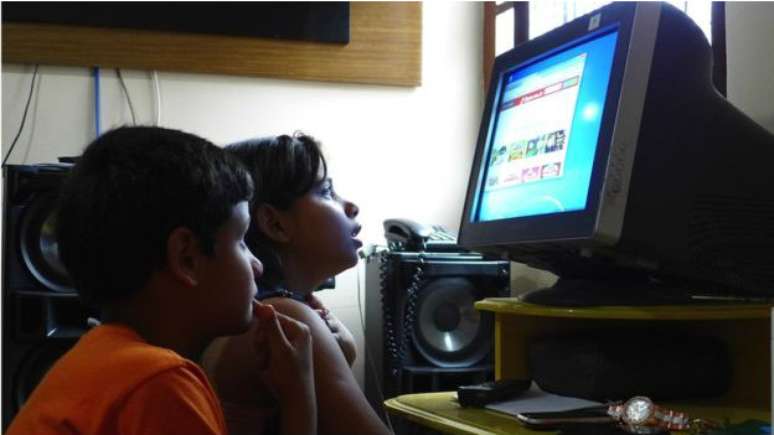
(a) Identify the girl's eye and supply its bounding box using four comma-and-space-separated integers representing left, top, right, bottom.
320, 185, 334, 198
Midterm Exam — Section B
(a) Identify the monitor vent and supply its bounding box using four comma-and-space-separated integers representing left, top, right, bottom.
687, 195, 774, 292
508, 243, 572, 257
508, 243, 566, 254
507, 243, 578, 271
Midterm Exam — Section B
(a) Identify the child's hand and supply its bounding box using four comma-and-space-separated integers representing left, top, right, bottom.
306, 294, 357, 366
252, 301, 314, 402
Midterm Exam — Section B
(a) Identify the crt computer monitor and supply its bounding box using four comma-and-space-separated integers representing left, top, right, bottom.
459, 2, 774, 306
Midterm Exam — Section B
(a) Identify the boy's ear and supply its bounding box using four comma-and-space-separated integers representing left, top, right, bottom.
254, 204, 292, 243
166, 227, 201, 287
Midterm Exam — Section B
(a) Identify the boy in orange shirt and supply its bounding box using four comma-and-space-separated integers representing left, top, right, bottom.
7, 126, 316, 435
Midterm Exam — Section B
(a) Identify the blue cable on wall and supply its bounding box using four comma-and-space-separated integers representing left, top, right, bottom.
93, 66, 101, 138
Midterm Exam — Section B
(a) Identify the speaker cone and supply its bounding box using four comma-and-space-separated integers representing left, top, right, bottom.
12, 340, 76, 413
412, 277, 492, 368
19, 193, 72, 293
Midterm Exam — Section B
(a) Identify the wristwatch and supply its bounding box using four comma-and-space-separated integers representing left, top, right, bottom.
607, 396, 691, 434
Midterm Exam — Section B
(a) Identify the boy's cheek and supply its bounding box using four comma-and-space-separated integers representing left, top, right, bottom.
255, 346, 270, 371
251, 329, 270, 370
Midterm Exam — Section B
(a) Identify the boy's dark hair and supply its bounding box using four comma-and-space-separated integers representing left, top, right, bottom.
55, 126, 253, 307
226, 133, 326, 287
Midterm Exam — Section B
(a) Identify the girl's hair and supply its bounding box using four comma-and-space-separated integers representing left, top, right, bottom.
226, 132, 327, 287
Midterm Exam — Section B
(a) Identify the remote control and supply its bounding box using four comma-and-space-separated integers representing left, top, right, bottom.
457, 379, 531, 407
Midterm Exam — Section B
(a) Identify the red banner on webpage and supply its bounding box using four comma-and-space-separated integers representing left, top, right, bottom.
500, 76, 580, 111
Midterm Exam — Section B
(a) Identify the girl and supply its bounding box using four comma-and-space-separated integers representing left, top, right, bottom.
202, 133, 390, 435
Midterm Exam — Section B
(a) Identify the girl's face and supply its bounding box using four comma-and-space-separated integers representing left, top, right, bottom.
280, 172, 361, 285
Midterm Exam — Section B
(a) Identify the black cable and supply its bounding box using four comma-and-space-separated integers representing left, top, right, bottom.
2, 64, 40, 168
357, 255, 395, 433
380, 248, 425, 378
115, 69, 137, 125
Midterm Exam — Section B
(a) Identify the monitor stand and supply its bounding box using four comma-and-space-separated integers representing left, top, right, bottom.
519, 277, 700, 307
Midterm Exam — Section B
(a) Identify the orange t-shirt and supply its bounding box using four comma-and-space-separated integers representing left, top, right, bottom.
7, 324, 227, 435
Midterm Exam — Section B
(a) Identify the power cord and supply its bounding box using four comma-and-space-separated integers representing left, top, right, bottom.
356, 248, 396, 434
115, 69, 137, 125
93, 67, 101, 138
2, 64, 40, 167
151, 70, 162, 125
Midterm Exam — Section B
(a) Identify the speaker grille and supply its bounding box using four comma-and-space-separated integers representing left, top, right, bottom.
3, 164, 84, 430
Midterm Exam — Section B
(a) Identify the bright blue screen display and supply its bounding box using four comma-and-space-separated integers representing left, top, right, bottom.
474, 29, 618, 222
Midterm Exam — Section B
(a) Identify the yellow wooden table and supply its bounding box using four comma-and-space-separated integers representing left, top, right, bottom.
385, 391, 535, 435
385, 391, 770, 435
385, 299, 773, 434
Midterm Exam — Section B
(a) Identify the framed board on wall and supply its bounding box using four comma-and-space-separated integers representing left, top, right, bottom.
2, 2, 421, 87
3, 2, 351, 44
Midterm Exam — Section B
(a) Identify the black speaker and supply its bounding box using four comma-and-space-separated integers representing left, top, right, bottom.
2, 164, 94, 430
364, 250, 510, 419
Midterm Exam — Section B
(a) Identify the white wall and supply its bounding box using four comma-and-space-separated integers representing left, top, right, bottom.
1, 2, 484, 387
726, 2, 774, 132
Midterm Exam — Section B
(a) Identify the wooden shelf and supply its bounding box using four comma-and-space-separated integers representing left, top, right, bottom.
476, 298, 773, 412
476, 298, 773, 320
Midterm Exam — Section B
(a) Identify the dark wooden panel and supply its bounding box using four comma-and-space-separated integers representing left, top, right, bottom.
2, 2, 421, 87
3, 2, 350, 44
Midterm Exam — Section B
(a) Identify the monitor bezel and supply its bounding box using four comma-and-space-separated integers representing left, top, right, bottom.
459, 2, 660, 250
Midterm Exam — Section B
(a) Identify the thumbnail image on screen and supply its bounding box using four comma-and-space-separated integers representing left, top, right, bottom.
475, 28, 618, 222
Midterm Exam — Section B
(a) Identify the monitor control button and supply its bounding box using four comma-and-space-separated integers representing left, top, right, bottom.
606, 142, 628, 196
608, 177, 622, 195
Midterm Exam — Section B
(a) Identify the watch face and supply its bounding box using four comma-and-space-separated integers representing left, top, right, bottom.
624, 397, 653, 424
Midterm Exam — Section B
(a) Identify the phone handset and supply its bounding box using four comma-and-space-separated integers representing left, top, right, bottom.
383, 218, 463, 252
383, 218, 433, 251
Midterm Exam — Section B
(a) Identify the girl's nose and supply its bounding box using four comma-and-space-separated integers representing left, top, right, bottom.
345, 200, 359, 218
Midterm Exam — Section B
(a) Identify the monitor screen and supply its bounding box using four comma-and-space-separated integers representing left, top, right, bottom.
475, 28, 618, 222
460, 2, 774, 305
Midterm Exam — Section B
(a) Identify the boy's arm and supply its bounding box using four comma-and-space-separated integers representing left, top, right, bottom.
202, 303, 316, 435
272, 299, 391, 435
253, 303, 317, 435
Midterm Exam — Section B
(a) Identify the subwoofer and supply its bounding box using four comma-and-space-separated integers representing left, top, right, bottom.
364, 250, 509, 418
2, 164, 93, 430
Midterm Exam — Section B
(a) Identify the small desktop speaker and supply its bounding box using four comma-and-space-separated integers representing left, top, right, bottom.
2, 164, 94, 430
364, 250, 509, 420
